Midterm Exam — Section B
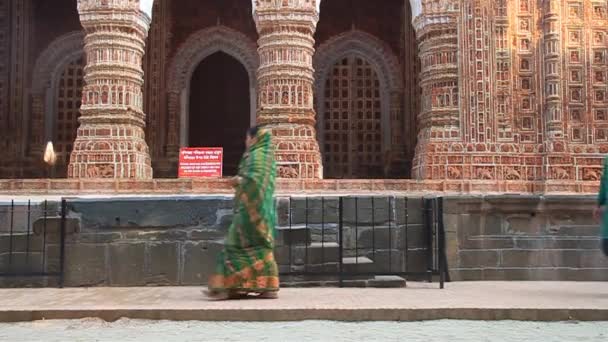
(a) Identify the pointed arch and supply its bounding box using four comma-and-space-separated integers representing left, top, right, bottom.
166, 26, 259, 147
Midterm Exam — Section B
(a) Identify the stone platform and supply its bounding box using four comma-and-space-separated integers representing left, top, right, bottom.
0, 282, 606, 322
0, 178, 601, 195
1, 193, 606, 286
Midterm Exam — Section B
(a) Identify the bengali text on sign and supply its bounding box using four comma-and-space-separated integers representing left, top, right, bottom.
178, 147, 223, 178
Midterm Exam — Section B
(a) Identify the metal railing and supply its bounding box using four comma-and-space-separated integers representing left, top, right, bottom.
0, 199, 66, 287
277, 196, 448, 288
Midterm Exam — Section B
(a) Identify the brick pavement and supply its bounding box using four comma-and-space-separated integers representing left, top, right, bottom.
0, 282, 606, 322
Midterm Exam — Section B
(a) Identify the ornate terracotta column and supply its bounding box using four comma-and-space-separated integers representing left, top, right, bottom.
411, 0, 460, 180
253, 0, 323, 179
68, 0, 153, 179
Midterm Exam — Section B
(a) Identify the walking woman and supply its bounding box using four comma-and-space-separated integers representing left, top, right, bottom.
595, 156, 608, 257
205, 126, 279, 300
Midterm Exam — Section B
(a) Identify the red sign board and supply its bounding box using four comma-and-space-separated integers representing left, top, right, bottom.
178, 147, 223, 178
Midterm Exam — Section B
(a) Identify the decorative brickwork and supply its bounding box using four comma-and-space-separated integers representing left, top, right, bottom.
253, 0, 323, 179
411, 0, 608, 190
68, 0, 153, 179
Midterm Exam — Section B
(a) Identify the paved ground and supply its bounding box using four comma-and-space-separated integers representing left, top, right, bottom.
0, 282, 606, 322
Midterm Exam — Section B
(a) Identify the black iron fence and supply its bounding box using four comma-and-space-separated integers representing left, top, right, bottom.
276, 196, 447, 288
0, 199, 66, 287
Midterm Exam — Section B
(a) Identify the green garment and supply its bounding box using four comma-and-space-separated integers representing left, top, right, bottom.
208, 129, 279, 292
598, 157, 608, 239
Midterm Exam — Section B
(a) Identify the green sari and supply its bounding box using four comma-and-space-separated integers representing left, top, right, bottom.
208, 130, 279, 293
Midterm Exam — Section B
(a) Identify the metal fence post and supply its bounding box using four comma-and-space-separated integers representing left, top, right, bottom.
338, 197, 344, 288
438, 197, 445, 289
59, 199, 67, 288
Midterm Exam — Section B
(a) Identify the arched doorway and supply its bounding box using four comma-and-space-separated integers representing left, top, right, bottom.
321, 55, 383, 179
188, 51, 250, 176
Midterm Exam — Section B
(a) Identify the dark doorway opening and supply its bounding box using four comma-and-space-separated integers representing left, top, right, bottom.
189, 51, 250, 176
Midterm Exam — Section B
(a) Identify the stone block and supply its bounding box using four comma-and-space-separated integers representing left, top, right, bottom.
461, 237, 515, 250
442, 214, 459, 233
307, 224, 338, 242
450, 269, 483, 281
514, 237, 600, 250
458, 250, 499, 268
124, 229, 188, 241
276, 197, 290, 226
342, 256, 375, 273
32, 217, 80, 236
579, 250, 608, 268
342, 197, 392, 226
68, 197, 232, 230
275, 242, 339, 265
504, 215, 543, 235
0, 252, 44, 274
146, 243, 179, 285
500, 250, 580, 268
108, 243, 146, 286
190, 229, 225, 241
357, 226, 400, 250
403, 224, 427, 249
368, 275, 406, 288
216, 210, 233, 232
480, 268, 532, 281
276, 227, 310, 246
394, 197, 424, 225
290, 197, 339, 225
405, 249, 430, 273
64, 244, 107, 286
458, 214, 482, 238
0, 201, 60, 234
75, 232, 122, 244
364, 250, 403, 273
181, 241, 223, 285
548, 225, 600, 237
0, 233, 44, 253
482, 215, 503, 235
564, 268, 608, 281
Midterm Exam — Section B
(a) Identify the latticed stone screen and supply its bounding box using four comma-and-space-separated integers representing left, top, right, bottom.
55, 57, 85, 172
323, 56, 382, 179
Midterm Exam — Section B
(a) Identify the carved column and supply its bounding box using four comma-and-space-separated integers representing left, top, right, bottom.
68, 0, 153, 179
253, 0, 322, 179
411, 1, 460, 180
542, 0, 569, 181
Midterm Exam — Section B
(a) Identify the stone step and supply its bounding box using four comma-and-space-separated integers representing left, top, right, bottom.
280, 275, 406, 288
342, 256, 375, 273
276, 226, 311, 246
367, 275, 406, 288
275, 242, 339, 265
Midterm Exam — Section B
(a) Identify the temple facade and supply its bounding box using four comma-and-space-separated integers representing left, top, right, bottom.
0, 0, 606, 189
